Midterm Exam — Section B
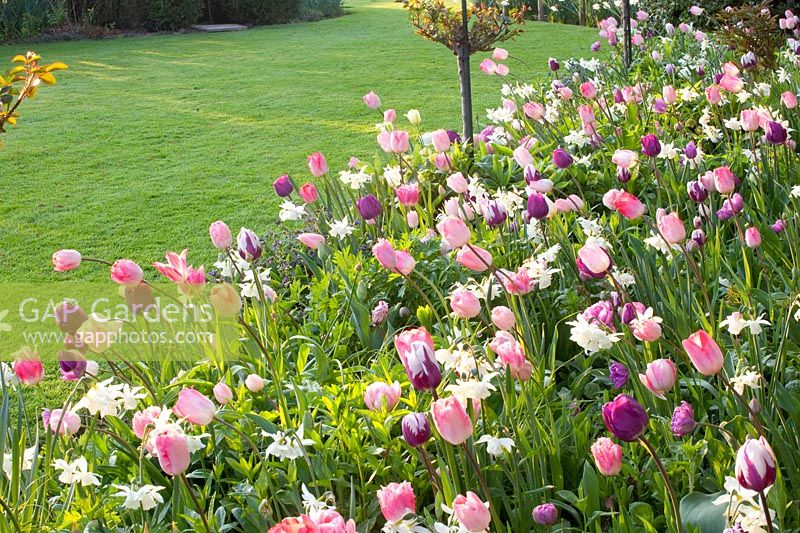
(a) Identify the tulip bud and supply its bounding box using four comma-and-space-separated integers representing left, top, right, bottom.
298, 183, 319, 203
639, 359, 677, 399
110, 259, 144, 287
745, 227, 761, 248
527, 192, 549, 220
173, 388, 216, 426
602, 394, 649, 441
272, 175, 293, 197
52, 249, 81, 272
609, 361, 629, 389
213, 381, 233, 404
532, 503, 559, 525
548, 57, 560, 71
450, 289, 481, 319
491, 306, 515, 330
307, 152, 328, 177
356, 194, 382, 221
552, 148, 573, 169
237, 227, 262, 262
245, 373, 265, 392
682, 330, 725, 376
452, 492, 491, 532
154, 427, 191, 476
591, 436, 623, 475
671, 401, 696, 436
401, 412, 431, 447
431, 396, 473, 445
209, 221, 232, 249
641, 134, 661, 157
771, 219, 787, 233
735, 437, 777, 492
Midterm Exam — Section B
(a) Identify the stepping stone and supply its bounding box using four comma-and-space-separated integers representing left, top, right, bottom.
191, 24, 248, 32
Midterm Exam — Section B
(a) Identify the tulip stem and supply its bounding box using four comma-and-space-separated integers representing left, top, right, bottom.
462, 443, 502, 531
639, 437, 682, 533
759, 491, 774, 533
181, 473, 211, 533
420, 447, 442, 495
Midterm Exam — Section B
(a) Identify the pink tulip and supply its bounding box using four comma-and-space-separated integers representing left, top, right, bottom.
436, 217, 471, 248
491, 306, 515, 330
631, 313, 662, 342
602, 189, 646, 219
431, 129, 451, 152
431, 396, 473, 445
662, 85, 677, 104
210, 283, 242, 317
384, 109, 396, 123
447, 172, 469, 193
434, 152, 451, 171
577, 244, 611, 276
154, 427, 191, 476
657, 212, 686, 243
456, 245, 493, 272
209, 221, 232, 249
490, 331, 532, 381
741, 110, 760, 132
682, 330, 725, 376
452, 492, 491, 532
153, 249, 205, 288
579, 81, 597, 99
554, 194, 584, 213
377, 481, 415, 522
48, 409, 81, 436
450, 289, 481, 319
132, 406, 162, 440
781, 91, 798, 109
298, 233, 326, 250
479, 58, 497, 75
713, 166, 737, 194
705, 84, 721, 105
245, 374, 265, 392
558, 86, 573, 100
745, 227, 761, 248
611, 149, 638, 169
513, 144, 534, 168
372, 239, 397, 270
591, 437, 623, 476
719, 74, 743, 93
110, 259, 144, 287
312, 509, 357, 533
213, 382, 233, 404
689, 5, 703, 15
307, 152, 328, 177
523, 101, 544, 120
492, 47, 508, 61
394, 327, 435, 365
394, 250, 416, 276
395, 184, 420, 206
639, 359, 677, 399
268, 516, 317, 533
298, 183, 319, 203
13, 357, 45, 385
407, 211, 419, 229
173, 388, 216, 426
499, 267, 536, 295
389, 131, 410, 153
363, 91, 381, 109
364, 381, 402, 411
52, 249, 81, 272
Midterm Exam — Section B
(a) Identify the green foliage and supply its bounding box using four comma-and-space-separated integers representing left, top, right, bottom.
144, 0, 203, 30
300, 0, 344, 21
0, 0, 64, 40
220, 0, 302, 25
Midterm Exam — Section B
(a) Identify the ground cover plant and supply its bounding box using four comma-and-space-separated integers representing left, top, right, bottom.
4, 2, 800, 533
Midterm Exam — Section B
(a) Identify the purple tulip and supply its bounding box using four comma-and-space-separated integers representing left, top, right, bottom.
59, 358, 87, 381
356, 194, 382, 220
527, 193, 549, 220
482, 200, 507, 227
716, 207, 733, 221
403, 341, 442, 391
613, 88, 624, 104
665, 63, 675, 75
713, 72, 723, 84
401, 412, 431, 447
583, 300, 615, 329
609, 361, 629, 389
619, 302, 643, 325
54, 301, 88, 335
740, 51, 757, 70
273, 175, 293, 197
652, 98, 667, 114
691, 228, 707, 246
771, 219, 787, 233
552, 148, 573, 169
549, 57, 560, 71
671, 401, 697, 436
684, 141, 698, 160
591, 41, 601, 52
728, 193, 744, 213
602, 394, 649, 442
237, 227, 262, 262
446, 130, 462, 144
532, 503, 559, 525
641, 134, 661, 157
697, 66, 705, 78
766, 121, 787, 145
687, 181, 708, 203
617, 168, 631, 183
524, 164, 542, 184
735, 437, 777, 492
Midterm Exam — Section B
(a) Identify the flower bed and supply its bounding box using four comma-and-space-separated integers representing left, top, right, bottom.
5, 5, 800, 533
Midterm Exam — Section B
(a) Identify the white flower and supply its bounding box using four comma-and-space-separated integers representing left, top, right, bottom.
446, 375, 497, 405
791, 185, 800, 198
383, 166, 403, 187
713, 476, 775, 533
729, 369, 762, 396
476, 435, 515, 456
720, 312, 770, 336
53, 456, 101, 487
643, 232, 682, 254
436, 344, 493, 378
1, 363, 18, 388
264, 425, 315, 461
112, 484, 165, 511
239, 268, 274, 301
278, 200, 306, 222
339, 169, 373, 189
2, 445, 36, 479
329, 217, 355, 240
567, 314, 622, 354
612, 268, 636, 287
74, 378, 140, 418
213, 255, 250, 278
658, 142, 680, 159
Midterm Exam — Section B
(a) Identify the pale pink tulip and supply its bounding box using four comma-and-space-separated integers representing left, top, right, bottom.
591, 437, 623, 476
52, 249, 81, 272
456, 245, 492, 272
173, 388, 216, 426
682, 330, 725, 376
639, 359, 677, 399
245, 374, 265, 392
110, 259, 144, 287
154, 427, 191, 476
377, 481, 415, 522
307, 152, 328, 177
491, 306, 515, 330
452, 492, 491, 532
450, 289, 481, 319
213, 382, 233, 404
298, 233, 326, 250
437, 217, 471, 248
431, 396, 473, 445
364, 381, 402, 411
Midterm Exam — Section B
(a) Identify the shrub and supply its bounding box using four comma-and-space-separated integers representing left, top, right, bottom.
221, 0, 301, 25
300, 0, 344, 21
143, 0, 203, 30
0, 0, 64, 40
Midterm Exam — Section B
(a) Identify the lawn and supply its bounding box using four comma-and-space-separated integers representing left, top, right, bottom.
0, 0, 597, 283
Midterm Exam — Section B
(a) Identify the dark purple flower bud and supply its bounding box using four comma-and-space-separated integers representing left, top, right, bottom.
403, 341, 442, 391
617, 168, 631, 183
684, 141, 698, 160
619, 302, 644, 325
551, 79, 565, 91
237, 227, 262, 261
691, 228, 707, 246
591, 41, 602, 52
665, 63, 675, 75
273, 175, 293, 197
552, 148, 573, 169
602, 394, 649, 442
54, 301, 88, 335
356, 194, 382, 220
766, 121, 788, 144
479, 125, 494, 140
59, 356, 87, 381
613, 88, 624, 104
687, 181, 708, 203
729, 193, 744, 213
524, 164, 542, 184
771, 219, 787, 233
740, 51, 757, 70
609, 361, 629, 389
717, 207, 733, 221
446, 130, 462, 144
482, 200, 507, 227
713, 72, 723, 84
549, 57, 560, 71
401, 412, 431, 447
532, 503, 559, 525
697, 65, 705, 78
652, 98, 667, 114
640, 134, 661, 157
527, 193, 549, 220
671, 401, 696, 437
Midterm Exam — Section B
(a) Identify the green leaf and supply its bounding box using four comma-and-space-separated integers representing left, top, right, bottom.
680, 492, 727, 533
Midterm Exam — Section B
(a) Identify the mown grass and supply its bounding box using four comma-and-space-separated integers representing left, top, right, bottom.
0, 0, 597, 283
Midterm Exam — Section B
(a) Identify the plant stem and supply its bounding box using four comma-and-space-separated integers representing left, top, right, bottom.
180, 473, 211, 533
639, 436, 682, 533
759, 491, 774, 533
462, 443, 502, 531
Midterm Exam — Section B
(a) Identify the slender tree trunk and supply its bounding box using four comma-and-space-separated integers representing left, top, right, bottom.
578, 0, 585, 26
537, 0, 546, 21
622, 0, 632, 68
458, 0, 473, 143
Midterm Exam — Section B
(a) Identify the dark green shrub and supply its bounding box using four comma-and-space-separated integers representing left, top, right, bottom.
221, 0, 301, 25
145, 0, 203, 30
0, 0, 64, 40
300, 0, 343, 21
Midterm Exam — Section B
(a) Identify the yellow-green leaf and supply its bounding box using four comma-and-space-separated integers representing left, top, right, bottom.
38, 72, 56, 85
45, 62, 68, 72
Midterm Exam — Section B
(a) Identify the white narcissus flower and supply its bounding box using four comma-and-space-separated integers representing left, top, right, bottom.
264, 425, 315, 461
74, 378, 142, 419
476, 434, 516, 456
53, 456, 100, 487
278, 200, 305, 222
720, 312, 770, 336
567, 314, 623, 354
729, 369, 762, 396
112, 484, 165, 510
445, 374, 497, 406
328, 217, 355, 240
2, 445, 36, 479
